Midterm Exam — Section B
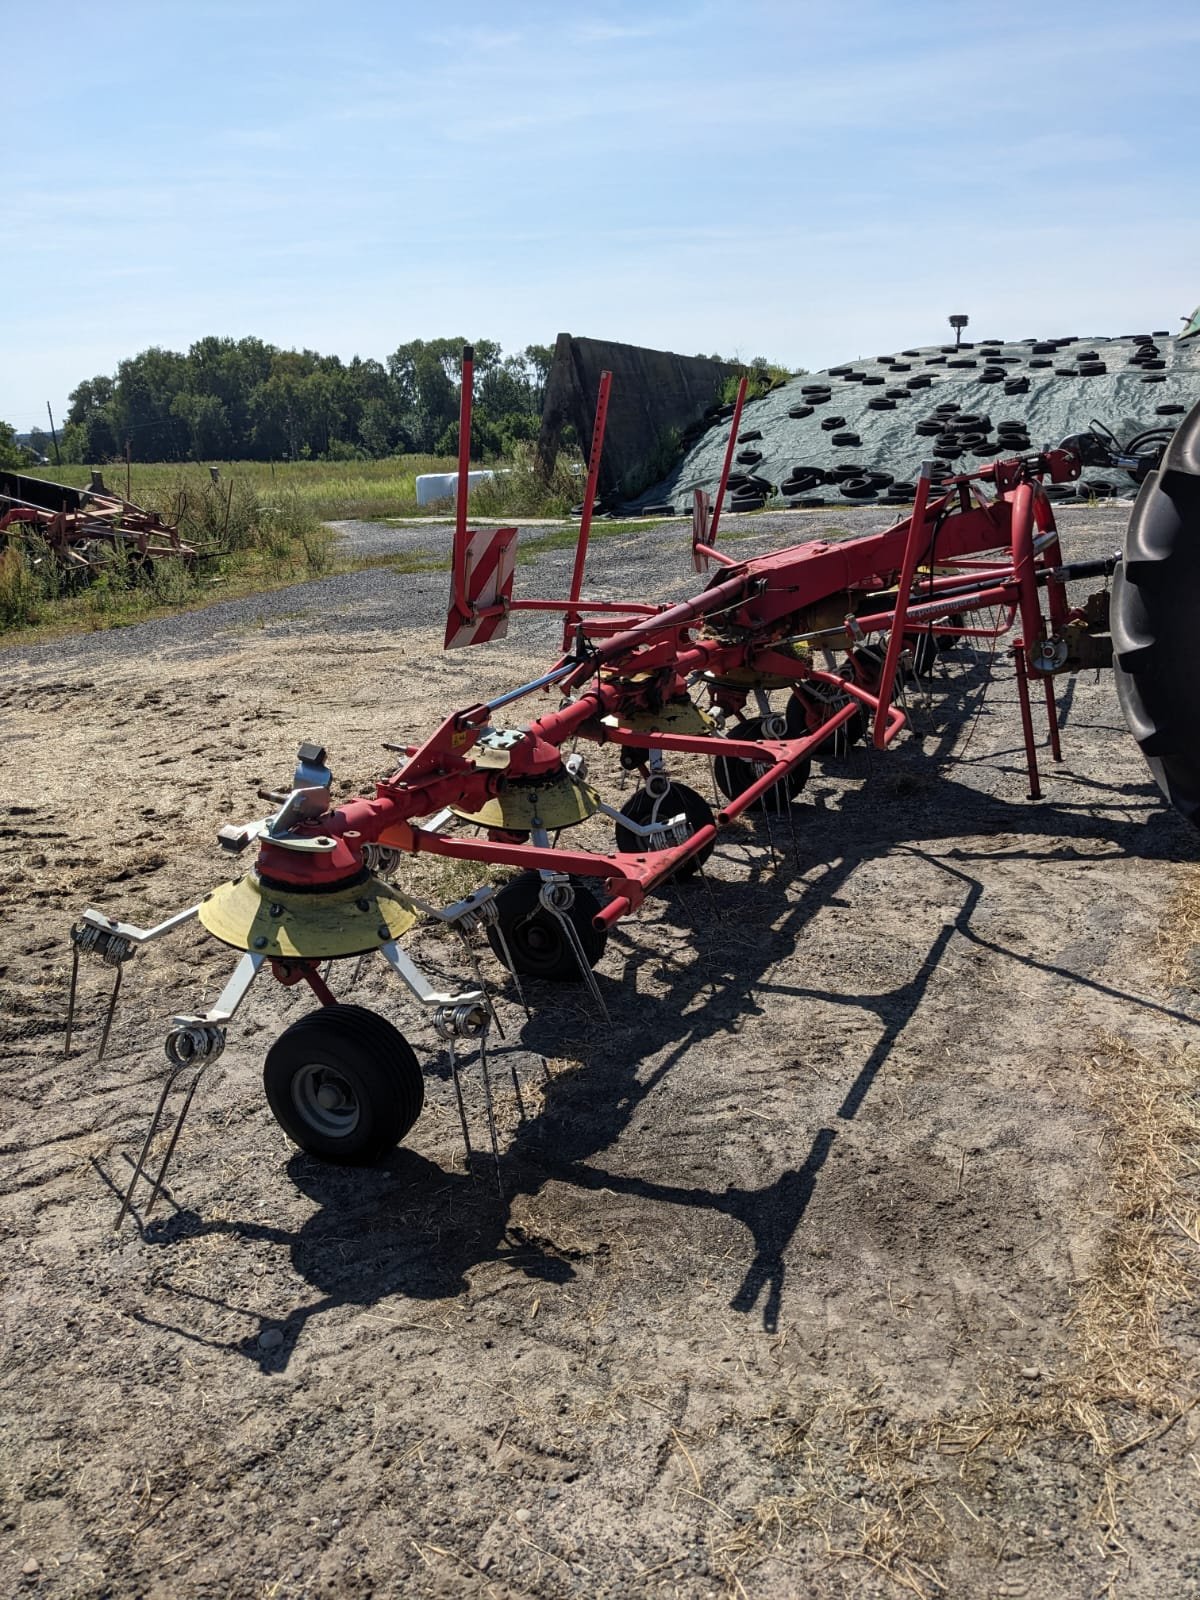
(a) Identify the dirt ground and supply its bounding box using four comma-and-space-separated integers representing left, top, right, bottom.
3, 508, 1199, 1599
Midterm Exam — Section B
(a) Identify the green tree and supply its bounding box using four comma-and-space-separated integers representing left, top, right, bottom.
0, 421, 31, 469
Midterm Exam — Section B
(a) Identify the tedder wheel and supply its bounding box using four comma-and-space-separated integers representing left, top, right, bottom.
263, 1004, 424, 1164
714, 716, 811, 813
613, 782, 715, 879
1112, 397, 1200, 827
792, 683, 866, 760
487, 870, 607, 981
906, 629, 939, 677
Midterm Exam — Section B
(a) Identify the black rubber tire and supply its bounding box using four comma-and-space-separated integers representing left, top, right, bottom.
1142, 375, 1168, 384
1028, 359, 1052, 368
820, 416, 847, 431
487, 871, 607, 980
736, 449, 763, 465
714, 716, 810, 813
613, 782, 715, 879
831, 432, 861, 447
1112, 397, 1200, 827
840, 480, 877, 498
738, 429, 763, 443
788, 404, 814, 419
263, 1004, 424, 1164
1157, 405, 1186, 416
867, 397, 896, 411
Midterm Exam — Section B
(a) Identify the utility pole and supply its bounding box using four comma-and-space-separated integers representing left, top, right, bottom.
949, 313, 969, 349
45, 402, 61, 466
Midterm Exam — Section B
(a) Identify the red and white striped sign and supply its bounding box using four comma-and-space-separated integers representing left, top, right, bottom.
443, 526, 518, 649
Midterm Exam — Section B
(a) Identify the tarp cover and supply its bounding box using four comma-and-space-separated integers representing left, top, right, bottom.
640, 331, 1200, 511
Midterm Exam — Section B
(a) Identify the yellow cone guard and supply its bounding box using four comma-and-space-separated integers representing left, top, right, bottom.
614, 699, 715, 735
199, 873, 418, 959
451, 772, 601, 831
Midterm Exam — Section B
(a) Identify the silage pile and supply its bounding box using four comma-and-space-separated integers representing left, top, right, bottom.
640, 328, 1200, 512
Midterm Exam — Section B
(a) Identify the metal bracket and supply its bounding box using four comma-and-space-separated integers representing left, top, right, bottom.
65, 903, 202, 1060
112, 951, 264, 1229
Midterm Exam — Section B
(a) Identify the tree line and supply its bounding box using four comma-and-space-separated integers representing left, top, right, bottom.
46, 336, 557, 465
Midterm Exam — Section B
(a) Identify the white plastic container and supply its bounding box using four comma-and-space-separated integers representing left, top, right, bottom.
414, 470, 497, 507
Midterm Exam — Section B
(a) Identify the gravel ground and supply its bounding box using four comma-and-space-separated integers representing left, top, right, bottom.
0, 505, 1129, 678
3, 503, 1199, 1600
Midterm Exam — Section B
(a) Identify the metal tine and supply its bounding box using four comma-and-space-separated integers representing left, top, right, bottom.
140, 1069, 207, 1221
457, 927, 505, 1042
694, 856, 720, 916
488, 917, 531, 1020
757, 784, 779, 868
96, 964, 125, 1063
549, 903, 611, 1023
63, 944, 82, 1056
351, 952, 371, 988
784, 794, 802, 864
477, 1028, 504, 1196
445, 1036, 476, 1174
113, 1063, 189, 1229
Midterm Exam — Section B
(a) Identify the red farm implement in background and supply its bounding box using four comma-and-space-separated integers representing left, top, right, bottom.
64, 344, 1197, 1225
0, 468, 195, 579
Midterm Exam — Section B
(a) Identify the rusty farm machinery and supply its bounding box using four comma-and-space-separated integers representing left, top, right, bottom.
0, 467, 195, 581
63, 346, 1200, 1225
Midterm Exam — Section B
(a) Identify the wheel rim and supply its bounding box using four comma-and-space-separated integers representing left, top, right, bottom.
292, 1062, 361, 1138
511, 910, 566, 973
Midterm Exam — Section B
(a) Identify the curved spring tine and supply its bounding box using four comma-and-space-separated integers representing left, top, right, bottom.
142, 1067, 207, 1219
114, 1062, 189, 1229
489, 918, 530, 1019
478, 1028, 503, 1197
64, 945, 82, 1056
548, 904, 610, 1024
445, 1036, 475, 1174
96, 964, 125, 1063
457, 928, 505, 1041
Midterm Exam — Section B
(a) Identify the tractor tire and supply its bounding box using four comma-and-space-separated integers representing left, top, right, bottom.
1112, 397, 1200, 826
264, 1005, 424, 1164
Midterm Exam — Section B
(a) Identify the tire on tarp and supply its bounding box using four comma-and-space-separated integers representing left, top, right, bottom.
1112, 397, 1200, 827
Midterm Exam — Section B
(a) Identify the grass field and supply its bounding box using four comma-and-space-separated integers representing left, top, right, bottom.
27, 455, 462, 522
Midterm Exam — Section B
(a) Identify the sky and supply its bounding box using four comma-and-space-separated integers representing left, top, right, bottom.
4, 0, 1200, 430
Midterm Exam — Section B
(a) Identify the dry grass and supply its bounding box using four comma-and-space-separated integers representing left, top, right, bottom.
701, 1021, 1200, 1598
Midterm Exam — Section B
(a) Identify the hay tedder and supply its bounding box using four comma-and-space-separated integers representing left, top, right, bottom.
64, 348, 1200, 1225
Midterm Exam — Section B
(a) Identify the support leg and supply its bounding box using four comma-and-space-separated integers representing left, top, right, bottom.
1043, 672, 1062, 763
1013, 641, 1041, 800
